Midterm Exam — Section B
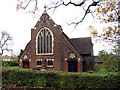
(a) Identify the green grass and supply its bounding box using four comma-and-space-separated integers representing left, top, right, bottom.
95, 68, 108, 73
3, 66, 19, 69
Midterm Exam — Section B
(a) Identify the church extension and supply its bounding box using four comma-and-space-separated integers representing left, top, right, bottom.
19, 11, 93, 72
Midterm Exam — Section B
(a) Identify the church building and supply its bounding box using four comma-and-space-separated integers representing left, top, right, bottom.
19, 11, 93, 72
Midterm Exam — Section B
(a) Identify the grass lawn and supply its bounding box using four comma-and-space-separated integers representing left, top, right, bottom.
3, 66, 19, 69
95, 68, 108, 73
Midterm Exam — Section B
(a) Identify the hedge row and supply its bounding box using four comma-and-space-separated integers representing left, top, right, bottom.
2, 61, 19, 66
2, 68, 120, 88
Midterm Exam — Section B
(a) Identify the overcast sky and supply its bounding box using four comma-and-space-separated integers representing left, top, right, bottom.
0, 0, 111, 56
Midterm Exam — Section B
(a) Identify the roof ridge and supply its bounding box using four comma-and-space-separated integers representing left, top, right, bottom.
70, 37, 91, 40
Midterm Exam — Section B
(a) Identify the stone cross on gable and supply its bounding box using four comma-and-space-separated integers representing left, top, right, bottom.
44, 5, 47, 13
44, 5, 47, 10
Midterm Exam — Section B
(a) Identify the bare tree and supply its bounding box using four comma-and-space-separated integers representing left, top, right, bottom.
16, 0, 120, 57
16, 0, 100, 26
47, 0, 100, 26
0, 31, 12, 55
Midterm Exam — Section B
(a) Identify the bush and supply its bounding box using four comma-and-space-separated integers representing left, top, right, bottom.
2, 61, 19, 66
94, 64, 101, 71
2, 68, 120, 88
98, 51, 119, 72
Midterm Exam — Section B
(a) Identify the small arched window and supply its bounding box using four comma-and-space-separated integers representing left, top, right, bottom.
36, 27, 53, 55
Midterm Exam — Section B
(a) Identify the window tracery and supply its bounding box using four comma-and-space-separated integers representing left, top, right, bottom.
36, 27, 53, 55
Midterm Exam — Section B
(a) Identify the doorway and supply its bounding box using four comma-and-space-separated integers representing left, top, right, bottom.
82, 61, 86, 72
23, 61, 29, 68
68, 61, 78, 72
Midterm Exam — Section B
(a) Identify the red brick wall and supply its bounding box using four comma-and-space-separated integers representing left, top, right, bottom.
20, 12, 84, 72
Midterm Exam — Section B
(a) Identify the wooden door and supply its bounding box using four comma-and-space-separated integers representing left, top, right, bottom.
82, 61, 86, 72
68, 61, 78, 72
23, 61, 29, 68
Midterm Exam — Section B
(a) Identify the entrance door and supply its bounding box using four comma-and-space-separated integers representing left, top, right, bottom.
68, 61, 78, 72
82, 61, 86, 72
23, 61, 29, 68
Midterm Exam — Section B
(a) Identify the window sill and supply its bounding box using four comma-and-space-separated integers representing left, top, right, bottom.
36, 53, 54, 56
37, 65, 42, 67
47, 65, 54, 67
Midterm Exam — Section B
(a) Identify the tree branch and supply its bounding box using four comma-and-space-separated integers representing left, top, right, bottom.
47, 0, 100, 27
68, 1, 100, 27
17, 0, 100, 25
47, 0, 87, 11
62, 0, 87, 6
33, 0, 38, 13
20, 0, 32, 10
17, 0, 38, 13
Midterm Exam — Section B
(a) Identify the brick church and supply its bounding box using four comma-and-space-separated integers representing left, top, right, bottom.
19, 10, 93, 72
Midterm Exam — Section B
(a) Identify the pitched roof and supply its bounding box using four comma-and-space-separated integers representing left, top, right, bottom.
62, 32, 82, 58
2, 55, 11, 59
20, 40, 31, 59
70, 37, 92, 55
34, 11, 56, 28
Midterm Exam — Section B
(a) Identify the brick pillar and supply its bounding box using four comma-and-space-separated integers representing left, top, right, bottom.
77, 62, 80, 72
29, 59, 31, 69
29, 62, 31, 69
20, 59, 23, 68
65, 58, 68, 72
78, 58, 82, 72
66, 61, 68, 72
21, 62, 23, 68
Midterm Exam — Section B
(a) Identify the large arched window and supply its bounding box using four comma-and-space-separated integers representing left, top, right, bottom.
36, 27, 53, 55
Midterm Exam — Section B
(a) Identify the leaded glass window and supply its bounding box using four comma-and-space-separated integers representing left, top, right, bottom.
37, 60, 42, 65
48, 60, 53, 65
36, 28, 53, 54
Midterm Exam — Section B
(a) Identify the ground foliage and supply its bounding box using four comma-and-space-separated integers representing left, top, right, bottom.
96, 50, 120, 72
2, 61, 19, 67
2, 68, 120, 89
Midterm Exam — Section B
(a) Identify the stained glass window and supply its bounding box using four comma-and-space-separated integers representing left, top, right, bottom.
37, 28, 53, 54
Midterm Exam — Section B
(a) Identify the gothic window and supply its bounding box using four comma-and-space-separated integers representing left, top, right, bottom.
47, 59, 54, 67
36, 27, 53, 55
48, 60, 53, 65
36, 59, 42, 67
37, 60, 42, 65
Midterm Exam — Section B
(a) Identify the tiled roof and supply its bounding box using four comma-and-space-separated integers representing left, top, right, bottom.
2, 55, 11, 59
70, 37, 92, 54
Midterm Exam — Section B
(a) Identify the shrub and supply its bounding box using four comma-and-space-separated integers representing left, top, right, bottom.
2, 61, 19, 66
94, 64, 101, 71
98, 50, 119, 72
2, 68, 120, 88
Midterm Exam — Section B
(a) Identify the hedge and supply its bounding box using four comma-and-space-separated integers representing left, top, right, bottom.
2, 61, 19, 66
2, 68, 120, 88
